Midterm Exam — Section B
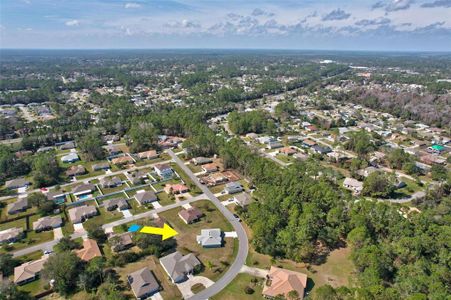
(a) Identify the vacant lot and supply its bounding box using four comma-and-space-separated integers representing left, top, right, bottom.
212, 273, 264, 300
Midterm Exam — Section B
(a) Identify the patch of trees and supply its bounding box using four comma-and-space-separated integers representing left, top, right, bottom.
127, 121, 159, 153
362, 171, 396, 198
338, 87, 451, 128
32, 152, 61, 187
228, 110, 276, 135
0, 145, 30, 184
77, 129, 105, 161
344, 130, 375, 156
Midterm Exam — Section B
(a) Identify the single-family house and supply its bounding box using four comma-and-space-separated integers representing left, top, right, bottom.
5, 178, 30, 190
192, 157, 213, 165
61, 152, 80, 163
0, 227, 24, 243
278, 147, 296, 156
59, 141, 75, 150
46, 190, 67, 204
126, 170, 148, 185
106, 144, 121, 156
66, 165, 86, 177
262, 266, 307, 300
267, 141, 283, 150
178, 207, 203, 224
75, 239, 102, 261
71, 183, 96, 199
202, 163, 219, 173
33, 216, 63, 232
134, 190, 158, 205
159, 251, 201, 283
110, 232, 134, 252
7, 198, 28, 215
343, 177, 363, 194
128, 268, 161, 300
164, 183, 189, 195
233, 193, 252, 207
68, 205, 98, 224
137, 150, 158, 160
154, 164, 173, 178
302, 139, 317, 148
312, 145, 332, 155
92, 162, 110, 172
196, 228, 223, 248
111, 155, 134, 165
103, 198, 129, 211
14, 255, 49, 285
100, 176, 122, 188
224, 181, 244, 194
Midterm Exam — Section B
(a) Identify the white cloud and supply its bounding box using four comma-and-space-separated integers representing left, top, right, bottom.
65, 19, 80, 27
125, 2, 142, 9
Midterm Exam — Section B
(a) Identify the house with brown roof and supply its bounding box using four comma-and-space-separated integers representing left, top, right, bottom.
112, 155, 134, 165
137, 150, 158, 160
65, 165, 87, 177
126, 170, 148, 185
202, 163, 219, 173
262, 266, 307, 299
128, 267, 161, 299
278, 147, 297, 156
33, 216, 63, 232
178, 207, 203, 224
164, 183, 189, 195
110, 232, 134, 252
75, 239, 102, 261
14, 255, 49, 285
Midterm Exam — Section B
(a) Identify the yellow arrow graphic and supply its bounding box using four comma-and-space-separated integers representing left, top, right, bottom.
139, 223, 178, 240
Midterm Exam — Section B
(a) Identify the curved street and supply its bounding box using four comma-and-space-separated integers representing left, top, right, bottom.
167, 150, 249, 300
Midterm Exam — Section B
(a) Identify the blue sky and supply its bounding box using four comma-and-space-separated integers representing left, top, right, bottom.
0, 0, 450, 50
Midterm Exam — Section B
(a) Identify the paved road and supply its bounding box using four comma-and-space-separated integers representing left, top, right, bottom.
102, 193, 208, 230
167, 150, 249, 300
13, 193, 208, 257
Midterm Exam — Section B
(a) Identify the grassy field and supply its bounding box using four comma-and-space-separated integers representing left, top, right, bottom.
211, 273, 264, 300
115, 255, 183, 300
159, 200, 235, 281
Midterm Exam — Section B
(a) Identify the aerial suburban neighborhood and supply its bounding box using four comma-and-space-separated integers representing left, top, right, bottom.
0, 2, 450, 299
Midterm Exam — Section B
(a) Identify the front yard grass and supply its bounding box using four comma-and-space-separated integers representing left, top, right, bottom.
211, 273, 264, 300
159, 200, 235, 282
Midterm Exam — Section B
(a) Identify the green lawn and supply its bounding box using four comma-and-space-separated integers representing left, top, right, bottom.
157, 192, 175, 206
159, 200, 235, 281
211, 273, 264, 300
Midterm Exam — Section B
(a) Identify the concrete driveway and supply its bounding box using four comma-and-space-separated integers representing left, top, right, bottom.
73, 223, 86, 235
121, 209, 132, 218
53, 227, 64, 240
240, 265, 269, 278
150, 292, 163, 300
176, 275, 214, 299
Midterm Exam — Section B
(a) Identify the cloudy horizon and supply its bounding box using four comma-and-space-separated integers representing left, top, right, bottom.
1, 0, 450, 51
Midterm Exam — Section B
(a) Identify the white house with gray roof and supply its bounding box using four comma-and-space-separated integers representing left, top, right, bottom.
196, 228, 223, 248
